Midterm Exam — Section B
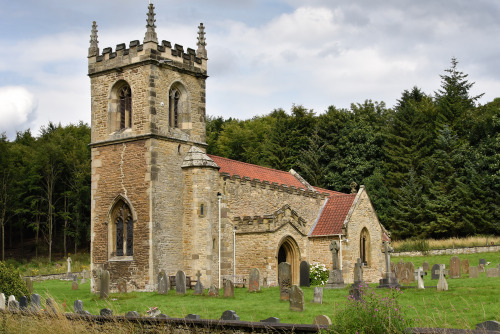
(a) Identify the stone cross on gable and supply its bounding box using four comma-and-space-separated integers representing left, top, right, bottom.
382, 241, 393, 274
329, 240, 340, 270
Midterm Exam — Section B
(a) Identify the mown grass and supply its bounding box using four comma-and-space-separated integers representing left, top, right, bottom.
393, 235, 500, 252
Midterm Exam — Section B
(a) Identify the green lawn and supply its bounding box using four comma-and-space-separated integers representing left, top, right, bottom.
31, 251, 500, 329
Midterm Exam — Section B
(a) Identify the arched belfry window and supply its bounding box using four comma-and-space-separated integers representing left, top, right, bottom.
168, 82, 190, 130
111, 200, 134, 257
109, 81, 133, 134
360, 227, 371, 266
169, 88, 180, 128
119, 85, 132, 130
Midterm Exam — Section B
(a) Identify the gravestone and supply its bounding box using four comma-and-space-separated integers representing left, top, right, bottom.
100, 308, 113, 317
378, 241, 400, 288
349, 258, 365, 300
313, 315, 332, 326
299, 261, 310, 287
24, 277, 34, 295
415, 267, 425, 289
404, 262, 415, 282
125, 311, 140, 318
117, 279, 127, 293
449, 256, 461, 278
479, 259, 486, 266
185, 314, 200, 320
486, 268, 500, 277
476, 321, 500, 331
469, 266, 479, 278
194, 271, 203, 295
19, 296, 28, 310
8, 300, 19, 312
461, 259, 469, 274
72, 281, 79, 290
94, 268, 102, 295
422, 262, 430, 272
67, 256, 72, 275
99, 270, 110, 299
31, 294, 41, 311
223, 279, 234, 298
220, 310, 240, 321
289, 285, 305, 312
74, 300, 84, 314
80, 269, 87, 284
436, 264, 448, 291
158, 270, 169, 294
431, 264, 440, 280
46, 298, 57, 314
478, 264, 485, 273
313, 287, 323, 304
0, 293, 5, 310
325, 240, 344, 289
175, 270, 186, 294
278, 262, 292, 300
260, 317, 280, 323
248, 268, 260, 292
395, 260, 405, 281
208, 284, 219, 297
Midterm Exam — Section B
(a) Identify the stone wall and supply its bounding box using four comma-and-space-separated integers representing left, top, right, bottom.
393, 245, 500, 258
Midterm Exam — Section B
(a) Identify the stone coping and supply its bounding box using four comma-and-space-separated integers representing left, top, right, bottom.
393, 245, 500, 258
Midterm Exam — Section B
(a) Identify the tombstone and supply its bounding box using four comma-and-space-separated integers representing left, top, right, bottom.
325, 240, 344, 289
80, 269, 88, 284
8, 295, 16, 305
395, 260, 405, 281
299, 261, 310, 287
67, 256, 72, 275
278, 262, 292, 300
313, 315, 332, 326
436, 264, 448, 291
46, 298, 57, 314
125, 311, 140, 319
223, 279, 234, 298
422, 262, 430, 272
399, 267, 412, 284
74, 300, 84, 314
8, 300, 19, 312
19, 296, 29, 310
158, 270, 169, 294
193, 271, 203, 295
260, 317, 280, 323
478, 264, 485, 273
479, 258, 486, 266
185, 314, 200, 320
415, 267, 425, 289
72, 281, 79, 290
469, 266, 479, 278
24, 277, 34, 295
30, 294, 41, 312
289, 285, 305, 312
486, 268, 500, 277
117, 279, 127, 293
449, 256, 461, 278
220, 310, 240, 321
461, 259, 469, 275
0, 293, 5, 310
404, 262, 415, 282
100, 308, 113, 317
248, 268, 260, 292
476, 321, 500, 331
175, 270, 186, 294
99, 270, 110, 299
208, 284, 219, 297
378, 241, 400, 289
312, 287, 323, 304
431, 264, 440, 280
352, 258, 364, 287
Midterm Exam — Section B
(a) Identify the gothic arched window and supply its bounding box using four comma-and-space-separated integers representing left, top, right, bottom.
112, 201, 134, 257
169, 88, 180, 128
119, 85, 132, 130
359, 228, 371, 266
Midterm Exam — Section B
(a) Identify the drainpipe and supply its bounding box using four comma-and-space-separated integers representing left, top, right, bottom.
233, 226, 236, 282
339, 234, 343, 270
217, 192, 222, 289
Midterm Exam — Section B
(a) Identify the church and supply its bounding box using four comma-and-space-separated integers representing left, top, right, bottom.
89, 3, 389, 292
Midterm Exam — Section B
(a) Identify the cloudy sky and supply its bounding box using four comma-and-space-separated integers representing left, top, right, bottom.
1, 0, 499, 139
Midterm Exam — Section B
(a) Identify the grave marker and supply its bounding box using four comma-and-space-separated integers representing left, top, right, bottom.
117, 279, 127, 293
31, 294, 41, 312
325, 240, 344, 289
72, 281, 79, 290
289, 285, 305, 312
260, 317, 280, 323
0, 293, 5, 310
46, 298, 57, 314
486, 268, 500, 277
449, 256, 461, 278
469, 266, 479, 278
100, 270, 110, 299
422, 262, 430, 272
415, 267, 425, 289
220, 310, 240, 321
404, 262, 415, 283
278, 262, 292, 300
313, 315, 332, 326
80, 269, 87, 284
175, 270, 186, 294
208, 284, 219, 297
74, 300, 84, 314
436, 264, 448, 291
461, 259, 469, 274
126, 311, 140, 318
479, 259, 486, 266
378, 241, 400, 288
194, 271, 203, 295
100, 308, 113, 317
185, 314, 200, 320
8, 300, 19, 312
19, 296, 28, 310
157, 270, 169, 294
299, 261, 310, 287
431, 264, 440, 280
223, 279, 234, 298
313, 287, 323, 304
248, 268, 260, 292
67, 256, 72, 275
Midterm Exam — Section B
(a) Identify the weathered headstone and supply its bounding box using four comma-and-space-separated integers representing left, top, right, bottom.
117, 279, 127, 293
461, 259, 469, 274
260, 317, 280, 323
24, 277, 34, 295
175, 270, 186, 294
395, 260, 405, 281
208, 284, 219, 297
0, 293, 5, 310
486, 268, 500, 277
479, 259, 486, 266
378, 241, 400, 288
469, 266, 479, 278
352, 258, 364, 287
100, 308, 113, 317
422, 262, 430, 272
278, 262, 292, 300
46, 298, 57, 314
185, 314, 200, 320
415, 267, 425, 289
158, 270, 169, 294
99, 270, 110, 299
31, 294, 41, 312
478, 264, 485, 273
436, 264, 448, 291
193, 271, 203, 295
312, 287, 323, 304
325, 240, 345, 289
80, 269, 87, 284
74, 300, 84, 314
223, 279, 234, 298
449, 256, 461, 278
289, 285, 305, 312
248, 268, 260, 292
404, 262, 415, 282
299, 261, 310, 287
67, 256, 72, 275
220, 310, 240, 321
431, 264, 440, 280
476, 320, 500, 331
19, 296, 28, 310
72, 281, 79, 290
8, 300, 19, 312
399, 267, 412, 284
125, 311, 140, 318
313, 315, 332, 326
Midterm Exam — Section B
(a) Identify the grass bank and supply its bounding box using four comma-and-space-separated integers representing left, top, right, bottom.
392, 235, 500, 253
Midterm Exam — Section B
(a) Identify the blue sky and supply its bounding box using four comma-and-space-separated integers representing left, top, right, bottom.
1, 0, 499, 139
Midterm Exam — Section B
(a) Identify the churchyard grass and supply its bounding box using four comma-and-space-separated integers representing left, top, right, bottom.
392, 235, 500, 252
4, 252, 90, 276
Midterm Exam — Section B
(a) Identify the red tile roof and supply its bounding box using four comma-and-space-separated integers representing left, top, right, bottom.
310, 193, 356, 236
208, 155, 307, 189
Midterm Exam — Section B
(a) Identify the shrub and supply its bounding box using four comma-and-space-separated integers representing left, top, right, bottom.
329, 284, 413, 334
0, 261, 30, 299
310, 263, 329, 285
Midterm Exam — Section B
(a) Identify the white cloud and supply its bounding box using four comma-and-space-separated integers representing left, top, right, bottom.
0, 86, 37, 134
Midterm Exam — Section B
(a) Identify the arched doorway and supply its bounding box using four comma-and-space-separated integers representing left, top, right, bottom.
277, 236, 300, 285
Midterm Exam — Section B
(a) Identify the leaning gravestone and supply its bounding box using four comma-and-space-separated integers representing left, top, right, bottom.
325, 240, 344, 289
158, 270, 169, 294
289, 285, 305, 312
313, 287, 323, 304
422, 262, 430, 272
449, 256, 461, 278
431, 264, 440, 280
299, 261, 310, 287
248, 268, 260, 292
486, 268, 500, 277
31, 294, 41, 312
175, 270, 186, 294
100, 270, 110, 299
461, 259, 470, 274
436, 264, 448, 291
223, 279, 234, 298
19, 296, 28, 310
278, 262, 292, 300
469, 266, 479, 278
0, 293, 5, 310
194, 271, 203, 295
220, 310, 240, 321
46, 298, 57, 314
313, 315, 332, 326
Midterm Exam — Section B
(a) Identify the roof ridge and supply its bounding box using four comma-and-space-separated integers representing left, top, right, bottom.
207, 154, 295, 177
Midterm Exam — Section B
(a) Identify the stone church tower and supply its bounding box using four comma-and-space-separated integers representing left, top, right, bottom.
89, 4, 218, 291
